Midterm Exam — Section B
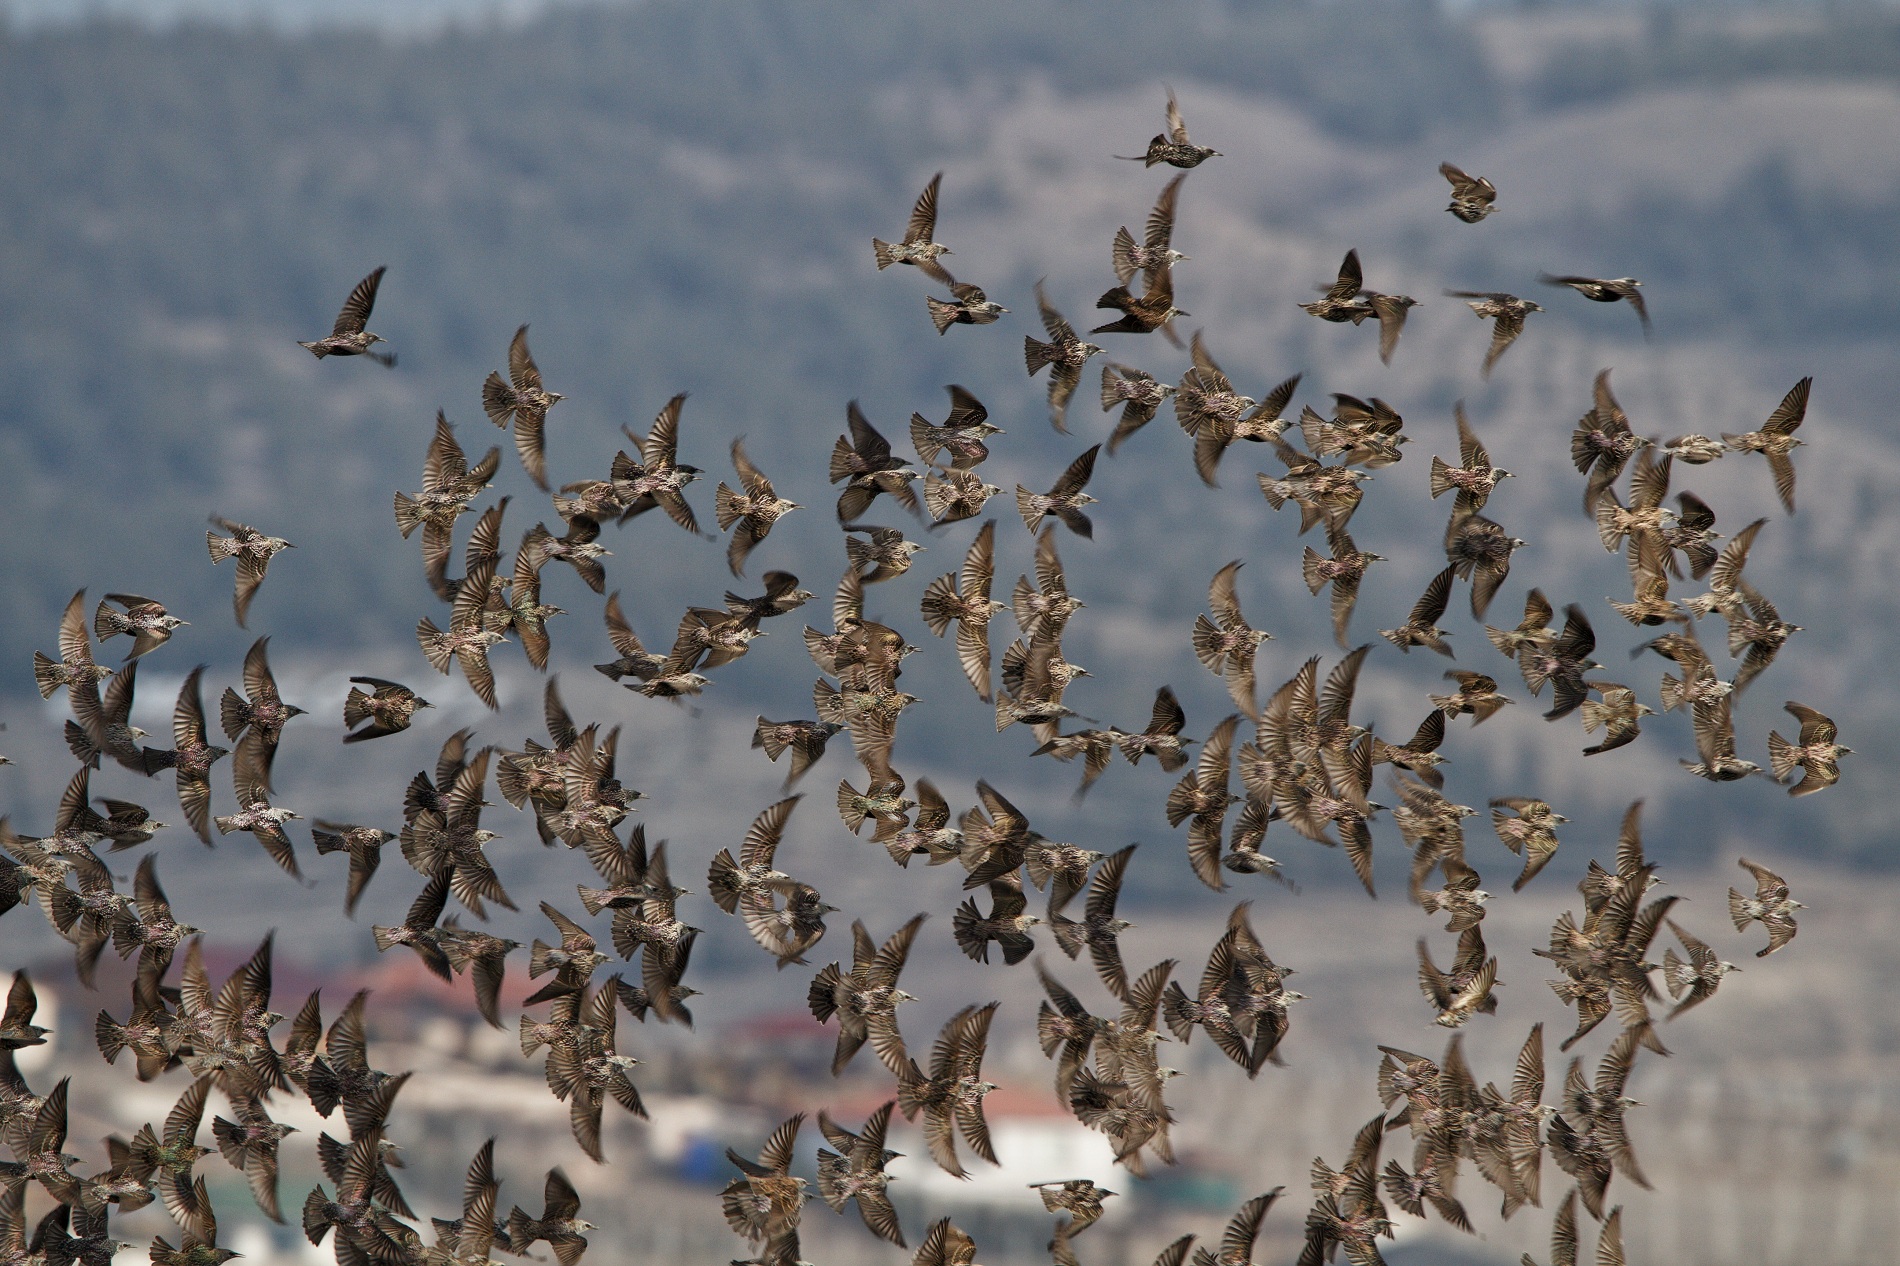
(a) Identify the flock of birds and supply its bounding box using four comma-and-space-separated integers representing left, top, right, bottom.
0, 88, 1850, 1266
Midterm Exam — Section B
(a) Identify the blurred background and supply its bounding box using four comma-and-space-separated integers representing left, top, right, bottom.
2, 0, 1897, 1263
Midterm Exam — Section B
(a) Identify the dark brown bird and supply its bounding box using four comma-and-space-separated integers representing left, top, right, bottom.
1092, 266, 1187, 337
1024, 282, 1104, 433
1113, 685, 1194, 773
298, 266, 394, 364
1683, 691, 1760, 782
1485, 587, 1556, 660
1660, 919, 1740, 1019
482, 324, 566, 491
1428, 397, 1512, 509
1049, 845, 1137, 999
1541, 272, 1650, 335
215, 755, 302, 879
417, 563, 507, 710
1380, 566, 1456, 658
1439, 161, 1498, 222
1116, 90, 1221, 168
1580, 682, 1653, 756
429, 495, 510, 604
924, 467, 1002, 526
911, 385, 1003, 471
912, 1218, 982, 1266
1016, 445, 1101, 538
66, 656, 148, 773
953, 878, 1042, 966
873, 172, 953, 282
1299, 250, 1371, 324
1517, 605, 1603, 721
1365, 290, 1421, 365
1444, 508, 1526, 620
1490, 796, 1565, 891
1189, 1189, 1280, 1266
832, 401, 922, 523
722, 1114, 810, 1255
342, 677, 430, 743
593, 591, 667, 685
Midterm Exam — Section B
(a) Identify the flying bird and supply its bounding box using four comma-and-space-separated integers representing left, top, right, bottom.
925, 272, 1007, 334
297, 266, 394, 364
1729, 857, 1801, 956
1767, 701, 1849, 796
1016, 445, 1101, 538
873, 172, 953, 281
610, 394, 704, 536
482, 325, 566, 491
716, 438, 800, 576
1113, 174, 1190, 286
342, 678, 430, 743
1541, 272, 1650, 335
1445, 291, 1540, 377
1438, 162, 1498, 222
206, 518, 294, 628
1024, 282, 1105, 433
1116, 90, 1221, 168
92, 594, 186, 661
1722, 376, 1811, 513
